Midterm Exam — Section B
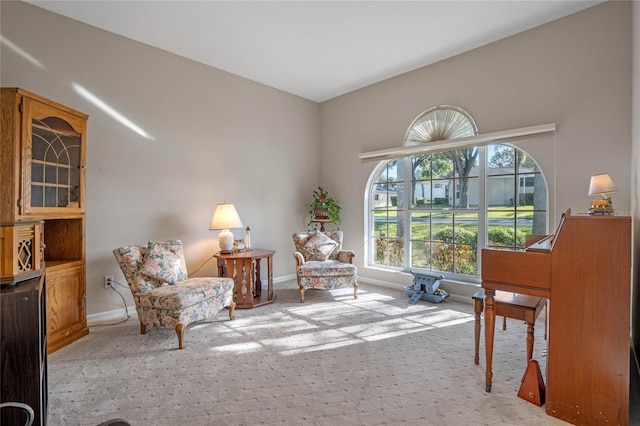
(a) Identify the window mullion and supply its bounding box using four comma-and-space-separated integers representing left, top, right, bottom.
477, 146, 487, 276
403, 156, 412, 271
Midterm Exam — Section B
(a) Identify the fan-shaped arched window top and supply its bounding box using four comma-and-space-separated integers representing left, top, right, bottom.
403, 105, 478, 146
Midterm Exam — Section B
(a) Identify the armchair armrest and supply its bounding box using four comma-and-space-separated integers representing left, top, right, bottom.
293, 251, 305, 268
336, 250, 355, 264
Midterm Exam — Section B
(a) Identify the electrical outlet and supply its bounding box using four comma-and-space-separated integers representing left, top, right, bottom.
104, 275, 114, 288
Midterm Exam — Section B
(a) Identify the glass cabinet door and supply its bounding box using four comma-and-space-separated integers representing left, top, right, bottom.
22, 99, 86, 215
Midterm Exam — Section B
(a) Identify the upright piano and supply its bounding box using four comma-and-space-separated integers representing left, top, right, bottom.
481, 209, 631, 426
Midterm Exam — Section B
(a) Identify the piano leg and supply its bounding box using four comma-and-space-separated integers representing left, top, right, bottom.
484, 288, 496, 392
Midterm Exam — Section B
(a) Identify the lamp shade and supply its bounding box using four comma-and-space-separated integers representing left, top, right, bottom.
587, 174, 618, 196
209, 203, 243, 230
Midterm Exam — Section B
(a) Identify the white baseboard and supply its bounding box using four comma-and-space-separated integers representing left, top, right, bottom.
88, 307, 132, 324
274, 274, 296, 284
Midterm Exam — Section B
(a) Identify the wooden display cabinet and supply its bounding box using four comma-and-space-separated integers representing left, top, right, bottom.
1, 88, 87, 218
1, 88, 89, 352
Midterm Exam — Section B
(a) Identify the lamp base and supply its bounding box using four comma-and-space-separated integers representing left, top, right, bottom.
218, 229, 234, 253
588, 196, 613, 215
587, 209, 614, 216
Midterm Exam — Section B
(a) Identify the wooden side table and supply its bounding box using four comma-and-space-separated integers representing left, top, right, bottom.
214, 249, 275, 308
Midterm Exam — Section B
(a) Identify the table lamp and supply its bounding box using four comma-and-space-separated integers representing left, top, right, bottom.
587, 173, 618, 215
210, 202, 243, 253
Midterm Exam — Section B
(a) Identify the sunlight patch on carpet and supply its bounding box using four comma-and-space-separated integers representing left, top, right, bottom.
208, 341, 263, 353
205, 299, 476, 355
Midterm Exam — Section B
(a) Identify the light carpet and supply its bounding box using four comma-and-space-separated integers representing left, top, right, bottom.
47, 281, 565, 425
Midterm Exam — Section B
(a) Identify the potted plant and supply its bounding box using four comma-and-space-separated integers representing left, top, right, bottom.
309, 186, 341, 226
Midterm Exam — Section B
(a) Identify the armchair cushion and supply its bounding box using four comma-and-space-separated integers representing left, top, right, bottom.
135, 277, 234, 310
301, 231, 339, 261
298, 260, 356, 277
139, 240, 188, 285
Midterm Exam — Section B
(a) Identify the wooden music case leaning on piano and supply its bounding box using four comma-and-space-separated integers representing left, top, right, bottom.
481, 209, 631, 426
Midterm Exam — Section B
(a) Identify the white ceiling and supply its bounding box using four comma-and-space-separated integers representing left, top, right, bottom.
24, 1, 602, 102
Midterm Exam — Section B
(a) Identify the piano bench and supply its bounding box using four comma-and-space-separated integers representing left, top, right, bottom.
472, 289, 547, 365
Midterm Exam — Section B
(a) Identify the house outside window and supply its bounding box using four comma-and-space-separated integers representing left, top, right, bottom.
366, 106, 548, 280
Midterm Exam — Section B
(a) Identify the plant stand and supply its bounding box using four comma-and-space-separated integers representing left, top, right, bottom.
310, 219, 331, 232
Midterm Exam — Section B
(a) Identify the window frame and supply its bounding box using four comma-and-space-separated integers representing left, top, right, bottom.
365, 143, 549, 282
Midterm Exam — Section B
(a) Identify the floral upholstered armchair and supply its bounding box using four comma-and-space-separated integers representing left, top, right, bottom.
113, 240, 235, 349
292, 231, 358, 302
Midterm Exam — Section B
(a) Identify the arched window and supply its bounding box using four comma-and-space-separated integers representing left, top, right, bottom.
366, 106, 548, 279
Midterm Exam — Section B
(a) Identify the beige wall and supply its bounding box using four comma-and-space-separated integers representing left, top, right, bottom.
1, 1, 321, 316
1, 2, 634, 322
